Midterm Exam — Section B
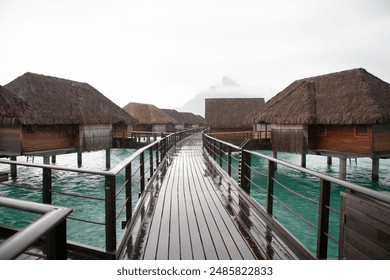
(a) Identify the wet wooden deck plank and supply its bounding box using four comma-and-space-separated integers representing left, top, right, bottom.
189, 141, 256, 260
128, 133, 298, 260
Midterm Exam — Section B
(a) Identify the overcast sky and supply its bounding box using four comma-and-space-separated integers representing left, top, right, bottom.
1, 0, 389, 110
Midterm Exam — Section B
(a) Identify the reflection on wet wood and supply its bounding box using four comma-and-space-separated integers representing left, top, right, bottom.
120, 134, 298, 260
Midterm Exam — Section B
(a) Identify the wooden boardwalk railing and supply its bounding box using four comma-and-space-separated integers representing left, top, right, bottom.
118, 133, 299, 260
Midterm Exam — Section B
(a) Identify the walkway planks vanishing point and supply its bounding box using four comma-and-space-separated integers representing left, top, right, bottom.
120, 133, 298, 260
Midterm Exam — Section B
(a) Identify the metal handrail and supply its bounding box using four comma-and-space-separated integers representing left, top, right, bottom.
203, 133, 390, 259
204, 133, 390, 204
0, 127, 204, 257
0, 196, 72, 260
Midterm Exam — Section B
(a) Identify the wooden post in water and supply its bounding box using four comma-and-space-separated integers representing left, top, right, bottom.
106, 149, 111, 170
51, 155, 56, 164
43, 156, 52, 204
372, 157, 379, 182
327, 156, 332, 165
77, 151, 82, 168
301, 153, 306, 168
339, 156, 347, 180
10, 156, 17, 179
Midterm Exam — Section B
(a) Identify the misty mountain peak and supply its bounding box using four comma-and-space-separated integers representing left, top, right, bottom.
222, 76, 239, 87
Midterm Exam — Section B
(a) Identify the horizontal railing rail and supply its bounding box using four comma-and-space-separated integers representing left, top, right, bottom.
0, 127, 204, 259
203, 133, 390, 259
0, 196, 72, 260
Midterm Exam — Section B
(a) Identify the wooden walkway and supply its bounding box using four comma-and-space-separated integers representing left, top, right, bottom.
120, 133, 299, 260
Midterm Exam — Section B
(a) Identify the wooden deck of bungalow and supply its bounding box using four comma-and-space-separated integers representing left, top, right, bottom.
118, 133, 299, 260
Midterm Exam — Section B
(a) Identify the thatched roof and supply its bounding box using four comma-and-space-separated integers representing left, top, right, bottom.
122, 102, 177, 125
4, 72, 136, 125
205, 98, 265, 129
0, 85, 30, 120
250, 68, 390, 125
162, 109, 205, 126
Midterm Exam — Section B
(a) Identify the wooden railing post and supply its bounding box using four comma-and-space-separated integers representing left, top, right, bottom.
43, 156, 52, 204
228, 146, 232, 177
140, 151, 145, 193
212, 139, 217, 160
155, 142, 160, 166
125, 163, 132, 225
47, 219, 67, 260
317, 178, 331, 259
161, 137, 167, 160
267, 161, 275, 215
239, 150, 251, 194
105, 174, 116, 254
218, 142, 222, 167
149, 146, 154, 178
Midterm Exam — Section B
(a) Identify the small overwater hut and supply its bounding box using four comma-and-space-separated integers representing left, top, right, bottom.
249, 68, 390, 181
2, 72, 136, 160
122, 102, 177, 133
0, 85, 31, 157
162, 109, 205, 130
205, 98, 265, 143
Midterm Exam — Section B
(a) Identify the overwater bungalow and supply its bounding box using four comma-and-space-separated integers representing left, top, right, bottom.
162, 109, 205, 130
122, 102, 177, 133
0, 85, 31, 161
2, 72, 136, 159
250, 68, 390, 181
205, 98, 265, 143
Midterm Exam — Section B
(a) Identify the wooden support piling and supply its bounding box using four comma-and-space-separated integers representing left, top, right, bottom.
301, 153, 306, 168
77, 151, 82, 168
339, 157, 347, 180
372, 157, 379, 182
10, 156, 17, 179
43, 156, 52, 204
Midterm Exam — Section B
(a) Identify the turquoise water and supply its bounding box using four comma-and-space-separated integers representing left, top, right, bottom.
1, 149, 389, 258
221, 150, 390, 258
0, 149, 139, 249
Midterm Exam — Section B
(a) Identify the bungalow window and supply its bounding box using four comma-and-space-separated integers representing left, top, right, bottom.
25, 126, 36, 134
318, 125, 327, 136
355, 125, 368, 136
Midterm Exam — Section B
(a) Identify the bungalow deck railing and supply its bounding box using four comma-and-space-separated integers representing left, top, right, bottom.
0, 128, 203, 259
203, 133, 390, 259
0, 196, 72, 260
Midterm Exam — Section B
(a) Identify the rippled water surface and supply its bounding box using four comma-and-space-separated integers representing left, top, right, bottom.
1, 149, 389, 257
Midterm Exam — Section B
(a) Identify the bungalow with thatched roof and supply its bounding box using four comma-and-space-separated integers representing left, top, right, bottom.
122, 102, 177, 133
249, 68, 390, 180
205, 98, 265, 143
0, 85, 31, 154
162, 109, 205, 130
2, 72, 136, 157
